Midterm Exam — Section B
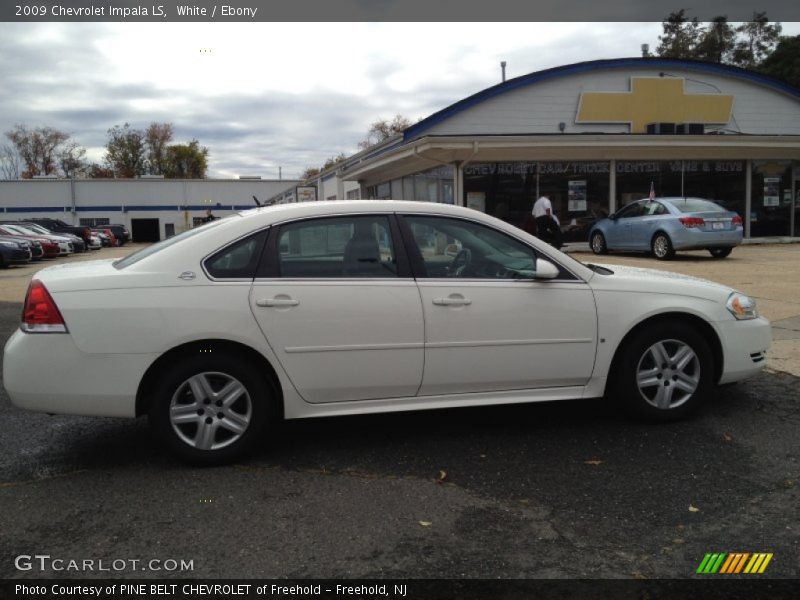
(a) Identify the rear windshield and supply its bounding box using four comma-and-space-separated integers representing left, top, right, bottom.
670, 199, 726, 213
113, 218, 229, 269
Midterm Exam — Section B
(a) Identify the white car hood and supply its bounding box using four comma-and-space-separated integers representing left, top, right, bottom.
588, 263, 735, 302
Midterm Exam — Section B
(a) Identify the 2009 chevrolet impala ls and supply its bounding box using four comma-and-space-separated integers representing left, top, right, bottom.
3, 201, 771, 464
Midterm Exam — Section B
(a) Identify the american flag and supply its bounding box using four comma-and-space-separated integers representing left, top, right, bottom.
649, 181, 656, 200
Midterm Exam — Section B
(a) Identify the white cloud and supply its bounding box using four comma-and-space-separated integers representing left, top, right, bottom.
1, 22, 798, 178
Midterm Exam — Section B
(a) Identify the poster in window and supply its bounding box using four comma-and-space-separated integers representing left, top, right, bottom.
568, 180, 587, 212
466, 191, 485, 213
296, 186, 317, 203
763, 177, 780, 207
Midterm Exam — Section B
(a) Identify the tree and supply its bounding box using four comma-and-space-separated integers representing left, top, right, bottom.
105, 123, 147, 178
0, 143, 21, 180
164, 140, 208, 179
656, 10, 702, 59
86, 163, 115, 178
5, 124, 73, 178
300, 167, 320, 180
58, 141, 87, 178
322, 153, 347, 170
145, 122, 174, 175
732, 12, 782, 69
758, 35, 800, 88
694, 16, 736, 63
358, 114, 412, 150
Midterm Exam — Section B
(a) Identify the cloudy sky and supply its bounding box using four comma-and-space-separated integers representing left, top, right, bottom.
1, 22, 798, 179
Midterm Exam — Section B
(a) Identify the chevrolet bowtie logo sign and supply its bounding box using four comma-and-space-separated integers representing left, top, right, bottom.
576, 77, 733, 133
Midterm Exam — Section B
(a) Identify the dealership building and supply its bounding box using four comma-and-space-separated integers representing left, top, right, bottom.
0, 178, 298, 241
299, 57, 800, 240
3, 57, 800, 241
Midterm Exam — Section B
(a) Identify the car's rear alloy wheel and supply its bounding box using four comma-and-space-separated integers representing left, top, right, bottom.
590, 231, 608, 255
651, 233, 675, 260
613, 322, 712, 421
150, 354, 270, 465
709, 247, 732, 259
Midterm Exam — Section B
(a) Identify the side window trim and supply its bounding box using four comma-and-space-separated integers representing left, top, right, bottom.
260, 214, 411, 280
397, 213, 580, 282
202, 227, 270, 281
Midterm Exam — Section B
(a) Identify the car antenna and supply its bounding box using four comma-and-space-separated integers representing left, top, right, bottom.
253, 195, 262, 207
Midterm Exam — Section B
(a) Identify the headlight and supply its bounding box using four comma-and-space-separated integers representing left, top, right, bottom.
0, 241, 18, 248
726, 292, 758, 320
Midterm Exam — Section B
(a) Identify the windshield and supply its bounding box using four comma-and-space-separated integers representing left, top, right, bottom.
114, 218, 230, 269
669, 198, 726, 213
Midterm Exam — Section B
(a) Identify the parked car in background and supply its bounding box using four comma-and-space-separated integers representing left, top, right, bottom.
3, 201, 770, 465
589, 197, 743, 260
25, 218, 92, 248
17, 222, 86, 253
91, 228, 116, 247
88, 234, 102, 250
0, 225, 60, 258
0, 224, 73, 256
91, 229, 112, 247
0, 235, 32, 267
104, 224, 130, 245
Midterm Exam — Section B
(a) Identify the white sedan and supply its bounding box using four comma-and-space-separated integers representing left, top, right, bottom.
3, 201, 771, 464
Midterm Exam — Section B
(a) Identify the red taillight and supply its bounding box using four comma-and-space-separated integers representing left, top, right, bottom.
679, 217, 705, 228
21, 280, 67, 333
732, 215, 743, 226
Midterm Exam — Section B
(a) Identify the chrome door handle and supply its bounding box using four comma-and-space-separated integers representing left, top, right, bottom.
432, 297, 471, 306
256, 298, 299, 307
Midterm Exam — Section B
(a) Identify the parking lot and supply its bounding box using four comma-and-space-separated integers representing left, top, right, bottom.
0, 243, 798, 579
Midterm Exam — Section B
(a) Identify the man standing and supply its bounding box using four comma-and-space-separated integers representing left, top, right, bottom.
532, 195, 562, 249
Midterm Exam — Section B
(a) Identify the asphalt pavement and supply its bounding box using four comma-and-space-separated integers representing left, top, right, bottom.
1, 297, 798, 579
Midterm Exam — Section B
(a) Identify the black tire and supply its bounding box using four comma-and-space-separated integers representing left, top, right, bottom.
610, 321, 713, 422
651, 232, 675, 260
709, 247, 732, 259
590, 231, 608, 255
148, 353, 272, 465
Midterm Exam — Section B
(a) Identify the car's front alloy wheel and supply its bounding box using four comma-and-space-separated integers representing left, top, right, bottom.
613, 322, 712, 421
149, 354, 270, 465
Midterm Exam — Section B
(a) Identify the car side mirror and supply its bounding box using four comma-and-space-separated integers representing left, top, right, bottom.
533, 259, 559, 280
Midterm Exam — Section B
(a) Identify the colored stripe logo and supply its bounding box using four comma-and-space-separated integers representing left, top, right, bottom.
697, 553, 773, 574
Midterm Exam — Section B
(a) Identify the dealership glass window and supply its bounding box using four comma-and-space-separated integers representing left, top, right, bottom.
463, 161, 610, 241
537, 162, 610, 242
681, 160, 746, 221
277, 216, 396, 278
411, 166, 454, 203
751, 161, 793, 237
615, 161, 683, 207
366, 182, 391, 200
463, 162, 537, 226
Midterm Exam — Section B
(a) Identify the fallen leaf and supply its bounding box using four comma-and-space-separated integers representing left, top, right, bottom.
584, 459, 604, 466
435, 470, 447, 483
723, 432, 733, 442
418, 521, 432, 527
688, 505, 700, 513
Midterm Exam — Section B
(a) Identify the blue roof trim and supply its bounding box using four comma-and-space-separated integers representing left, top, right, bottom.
75, 205, 124, 212
403, 58, 800, 141
4, 206, 65, 213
